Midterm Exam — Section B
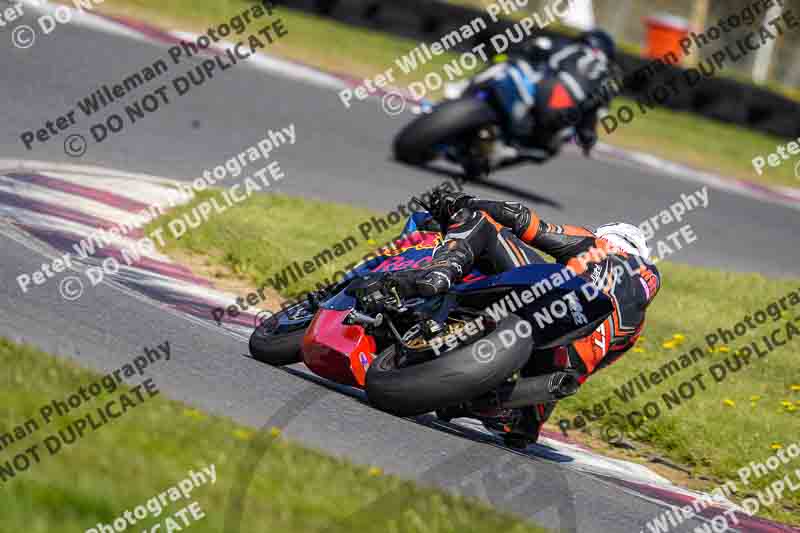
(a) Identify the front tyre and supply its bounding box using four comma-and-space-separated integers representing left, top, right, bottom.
249, 325, 305, 366
365, 315, 532, 417
393, 98, 497, 166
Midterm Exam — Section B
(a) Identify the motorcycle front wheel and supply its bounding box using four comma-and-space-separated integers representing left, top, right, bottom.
393, 98, 498, 166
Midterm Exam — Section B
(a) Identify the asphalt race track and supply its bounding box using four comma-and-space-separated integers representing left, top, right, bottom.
2, 5, 799, 532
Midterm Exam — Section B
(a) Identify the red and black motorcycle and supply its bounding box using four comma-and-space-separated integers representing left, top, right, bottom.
250, 212, 612, 446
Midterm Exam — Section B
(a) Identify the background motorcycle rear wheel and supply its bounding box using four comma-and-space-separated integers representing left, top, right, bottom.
393, 99, 498, 165
365, 315, 532, 417
249, 324, 305, 366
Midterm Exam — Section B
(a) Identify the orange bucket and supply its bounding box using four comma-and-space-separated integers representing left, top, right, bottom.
644, 14, 689, 60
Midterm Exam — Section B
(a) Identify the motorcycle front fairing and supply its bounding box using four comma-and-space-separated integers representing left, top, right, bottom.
297, 216, 444, 388
302, 304, 376, 388
261, 213, 434, 337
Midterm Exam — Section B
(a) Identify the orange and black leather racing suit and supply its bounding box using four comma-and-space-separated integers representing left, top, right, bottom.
402, 195, 661, 430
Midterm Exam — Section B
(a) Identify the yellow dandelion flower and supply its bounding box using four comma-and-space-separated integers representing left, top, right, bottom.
269, 427, 282, 437
771, 443, 783, 450
367, 239, 377, 245
723, 399, 736, 407
662, 341, 677, 349
791, 385, 800, 391
183, 409, 206, 420
718, 346, 730, 353
781, 401, 793, 407
632, 347, 645, 353
673, 334, 686, 341
233, 429, 253, 441
750, 395, 761, 402
368, 467, 382, 476
707, 347, 716, 353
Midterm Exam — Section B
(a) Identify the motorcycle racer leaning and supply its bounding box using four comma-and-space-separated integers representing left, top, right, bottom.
386, 190, 661, 445
502, 29, 618, 160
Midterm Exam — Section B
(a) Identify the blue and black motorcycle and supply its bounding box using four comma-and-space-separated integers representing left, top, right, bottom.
393, 58, 573, 178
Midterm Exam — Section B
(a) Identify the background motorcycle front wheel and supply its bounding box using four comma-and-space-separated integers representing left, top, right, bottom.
393, 98, 498, 166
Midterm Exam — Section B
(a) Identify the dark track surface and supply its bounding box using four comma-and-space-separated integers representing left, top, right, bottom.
2, 8, 799, 532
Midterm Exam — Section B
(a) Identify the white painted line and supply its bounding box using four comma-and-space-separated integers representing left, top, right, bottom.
0, 204, 170, 262
38, 170, 188, 207
0, 159, 186, 187
170, 29, 349, 91
19, 0, 155, 44
0, 174, 140, 222
593, 143, 800, 211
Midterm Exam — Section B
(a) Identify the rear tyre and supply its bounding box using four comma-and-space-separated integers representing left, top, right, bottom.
393, 99, 498, 166
365, 315, 532, 417
249, 325, 305, 366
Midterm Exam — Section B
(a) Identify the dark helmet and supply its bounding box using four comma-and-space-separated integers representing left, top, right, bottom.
580, 29, 616, 61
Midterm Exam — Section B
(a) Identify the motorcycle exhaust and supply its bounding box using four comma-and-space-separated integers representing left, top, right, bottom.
474, 372, 580, 409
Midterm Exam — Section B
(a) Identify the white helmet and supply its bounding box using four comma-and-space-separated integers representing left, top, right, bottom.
596, 222, 650, 258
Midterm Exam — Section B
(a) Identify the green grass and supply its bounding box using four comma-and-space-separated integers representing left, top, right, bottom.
445, 0, 800, 103
90, 0, 800, 188
145, 190, 800, 524
601, 96, 800, 189
557, 261, 800, 522
144, 190, 410, 299
0, 337, 548, 533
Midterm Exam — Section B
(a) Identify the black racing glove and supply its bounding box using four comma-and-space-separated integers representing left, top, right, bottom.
385, 268, 452, 299
383, 270, 419, 299
425, 189, 473, 229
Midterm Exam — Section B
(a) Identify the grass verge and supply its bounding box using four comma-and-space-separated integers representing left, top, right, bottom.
145, 189, 800, 524
144, 191, 408, 300
0, 337, 548, 533
445, 0, 800, 103
88, 0, 800, 188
